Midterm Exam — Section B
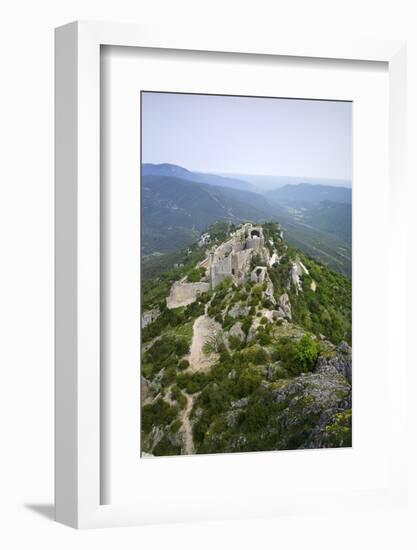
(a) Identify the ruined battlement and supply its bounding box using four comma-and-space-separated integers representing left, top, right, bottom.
208, 223, 265, 289
251, 266, 268, 284
166, 280, 210, 309
167, 223, 271, 309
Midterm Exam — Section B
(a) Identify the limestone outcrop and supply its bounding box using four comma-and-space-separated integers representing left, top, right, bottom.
277, 293, 292, 320
141, 308, 160, 328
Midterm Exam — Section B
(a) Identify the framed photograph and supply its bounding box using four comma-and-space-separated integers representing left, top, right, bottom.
138, 91, 353, 455
55, 21, 408, 528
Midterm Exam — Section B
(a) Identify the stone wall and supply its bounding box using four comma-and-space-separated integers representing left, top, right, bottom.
210, 254, 232, 289
210, 271, 230, 289
231, 249, 252, 276
166, 281, 210, 309
231, 240, 246, 253
245, 236, 264, 250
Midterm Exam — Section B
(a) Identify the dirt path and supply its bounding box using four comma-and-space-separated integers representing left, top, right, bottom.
180, 393, 195, 455
179, 304, 221, 454
188, 307, 221, 372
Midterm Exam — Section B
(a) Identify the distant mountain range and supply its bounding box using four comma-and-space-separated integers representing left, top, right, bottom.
141, 164, 352, 277
266, 182, 351, 207
142, 163, 256, 192
142, 175, 276, 254
219, 173, 352, 191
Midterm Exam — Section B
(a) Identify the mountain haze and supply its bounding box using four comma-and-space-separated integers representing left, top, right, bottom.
142, 163, 256, 192
220, 173, 352, 191
266, 182, 352, 207
141, 164, 352, 277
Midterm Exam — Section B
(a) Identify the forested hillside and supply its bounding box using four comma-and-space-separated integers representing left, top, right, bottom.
141, 165, 352, 277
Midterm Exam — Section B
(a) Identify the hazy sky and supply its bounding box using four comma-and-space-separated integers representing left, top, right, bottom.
141, 92, 352, 181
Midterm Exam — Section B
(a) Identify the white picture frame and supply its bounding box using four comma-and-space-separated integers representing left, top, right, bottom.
55, 21, 407, 529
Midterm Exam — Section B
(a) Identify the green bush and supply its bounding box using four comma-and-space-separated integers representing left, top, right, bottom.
239, 401, 269, 432
177, 371, 207, 394
142, 399, 178, 434
178, 359, 190, 370
142, 306, 186, 341
141, 331, 191, 381
324, 409, 352, 447
241, 317, 253, 335
243, 346, 269, 365
291, 336, 319, 374
188, 268, 201, 282
229, 335, 242, 350
273, 335, 319, 376
256, 328, 272, 346
161, 366, 177, 386
270, 365, 289, 380
171, 419, 182, 433
199, 291, 212, 304
235, 368, 262, 397
185, 301, 205, 318
171, 385, 187, 409
175, 338, 190, 357
222, 315, 235, 331
153, 436, 181, 456
252, 285, 263, 299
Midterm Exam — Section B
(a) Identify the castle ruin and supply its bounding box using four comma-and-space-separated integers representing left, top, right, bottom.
208, 224, 265, 289
166, 224, 267, 309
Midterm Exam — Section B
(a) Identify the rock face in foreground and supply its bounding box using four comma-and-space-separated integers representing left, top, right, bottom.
274, 358, 351, 450
316, 341, 352, 383
198, 344, 352, 454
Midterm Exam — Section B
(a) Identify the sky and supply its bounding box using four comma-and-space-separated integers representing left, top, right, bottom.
141, 92, 352, 181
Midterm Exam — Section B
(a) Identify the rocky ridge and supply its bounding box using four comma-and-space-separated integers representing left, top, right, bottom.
141, 222, 352, 456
